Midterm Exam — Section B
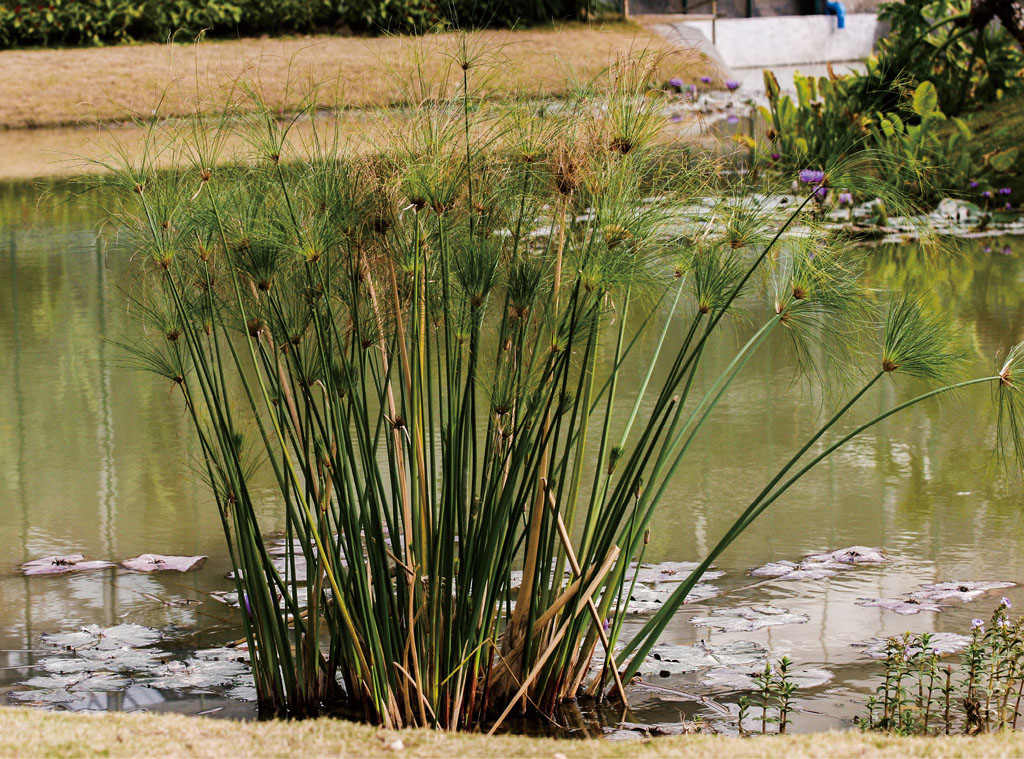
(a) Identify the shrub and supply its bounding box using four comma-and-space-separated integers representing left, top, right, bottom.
0, 0, 591, 48
94, 46, 1024, 727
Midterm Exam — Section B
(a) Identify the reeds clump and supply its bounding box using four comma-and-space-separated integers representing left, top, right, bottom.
96, 40, 1024, 729
861, 601, 1024, 735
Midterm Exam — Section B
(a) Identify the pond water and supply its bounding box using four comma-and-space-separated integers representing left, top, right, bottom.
2, 179, 1024, 733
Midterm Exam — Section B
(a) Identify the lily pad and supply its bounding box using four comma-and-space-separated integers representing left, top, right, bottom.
638, 640, 766, 677
804, 546, 887, 565
856, 632, 973, 659
41, 624, 162, 651
626, 561, 725, 585
623, 582, 720, 613
690, 605, 809, 633
22, 673, 130, 692
910, 581, 1015, 603
120, 554, 207, 573
145, 657, 250, 691
856, 597, 943, 615
701, 666, 831, 690
19, 554, 115, 576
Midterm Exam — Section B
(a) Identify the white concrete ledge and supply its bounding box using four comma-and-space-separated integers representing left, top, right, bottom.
679, 13, 880, 68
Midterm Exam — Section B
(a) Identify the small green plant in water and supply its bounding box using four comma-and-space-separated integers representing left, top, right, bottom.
861, 600, 1024, 734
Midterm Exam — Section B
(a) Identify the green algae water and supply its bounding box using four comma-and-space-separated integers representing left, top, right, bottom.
2, 180, 1023, 731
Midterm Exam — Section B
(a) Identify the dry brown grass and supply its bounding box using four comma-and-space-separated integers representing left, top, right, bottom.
3, 707, 1024, 758
0, 23, 712, 130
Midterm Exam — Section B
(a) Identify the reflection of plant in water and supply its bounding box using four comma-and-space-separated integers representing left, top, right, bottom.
861, 600, 1024, 734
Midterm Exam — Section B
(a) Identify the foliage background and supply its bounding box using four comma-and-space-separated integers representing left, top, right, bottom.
0, 0, 605, 48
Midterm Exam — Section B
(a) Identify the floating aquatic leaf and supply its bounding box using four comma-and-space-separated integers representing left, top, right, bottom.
77, 647, 172, 673
145, 657, 250, 691
22, 673, 130, 692
690, 605, 809, 633
626, 561, 725, 585
19, 554, 115, 576
804, 546, 887, 565
194, 646, 250, 663
623, 582, 719, 613
37, 657, 97, 675
120, 554, 207, 573
701, 666, 831, 690
910, 581, 1015, 603
856, 597, 943, 615
210, 591, 239, 606
41, 624, 162, 651
638, 640, 766, 677
856, 632, 973, 659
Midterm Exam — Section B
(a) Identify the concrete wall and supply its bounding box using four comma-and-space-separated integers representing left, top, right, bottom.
629, 0, 883, 17
680, 12, 881, 67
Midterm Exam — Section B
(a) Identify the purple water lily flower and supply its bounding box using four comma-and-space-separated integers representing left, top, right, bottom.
969, 181, 979, 189
799, 169, 825, 184
838, 191, 854, 206
725, 79, 740, 91
700, 75, 712, 84
726, 113, 739, 125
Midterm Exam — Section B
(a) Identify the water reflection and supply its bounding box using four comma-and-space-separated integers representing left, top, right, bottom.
1, 181, 1023, 730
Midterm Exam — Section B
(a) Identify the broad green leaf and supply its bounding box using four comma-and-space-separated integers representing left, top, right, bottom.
912, 81, 939, 116
989, 147, 1019, 172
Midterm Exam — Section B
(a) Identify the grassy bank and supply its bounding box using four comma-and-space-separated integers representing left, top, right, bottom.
0, 23, 710, 130
3, 708, 1024, 758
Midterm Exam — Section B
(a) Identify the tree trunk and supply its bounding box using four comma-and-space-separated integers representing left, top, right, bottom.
971, 0, 1024, 48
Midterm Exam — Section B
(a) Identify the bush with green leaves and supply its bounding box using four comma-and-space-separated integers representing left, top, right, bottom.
872, 0, 1024, 118
759, 72, 1019, 203
94, 46, 1024, 727
0, 0, 589, 48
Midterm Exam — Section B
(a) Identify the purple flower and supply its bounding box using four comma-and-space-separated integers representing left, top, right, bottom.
1007, 202, 1014, 210
969, 181, 979, 189
838, 191, 854, 206
726, 113, 739, 125
1001, 187, 1013, 195
725, 79, 740, 91
815, 186, 828, 201
669, 113, 683, 123
1004, 246, 1013, 256
972, 618, 985, 630
700, 75, 712, 84
771, 152, 781, 161
602, 617, 611, 633
983, 245, 992, 253
1002, 597, 1012, 609
983, 190, 992, 199
669, 77, 684, 89
799, 169, 825, 184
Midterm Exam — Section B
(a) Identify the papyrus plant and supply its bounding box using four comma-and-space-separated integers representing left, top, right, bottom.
97, 47, 1024, 728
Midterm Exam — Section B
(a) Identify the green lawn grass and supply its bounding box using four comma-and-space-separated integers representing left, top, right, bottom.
3, 707, 1024, 758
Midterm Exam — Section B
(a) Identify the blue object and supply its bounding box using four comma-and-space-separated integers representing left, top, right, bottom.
825, 0, 846, 28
